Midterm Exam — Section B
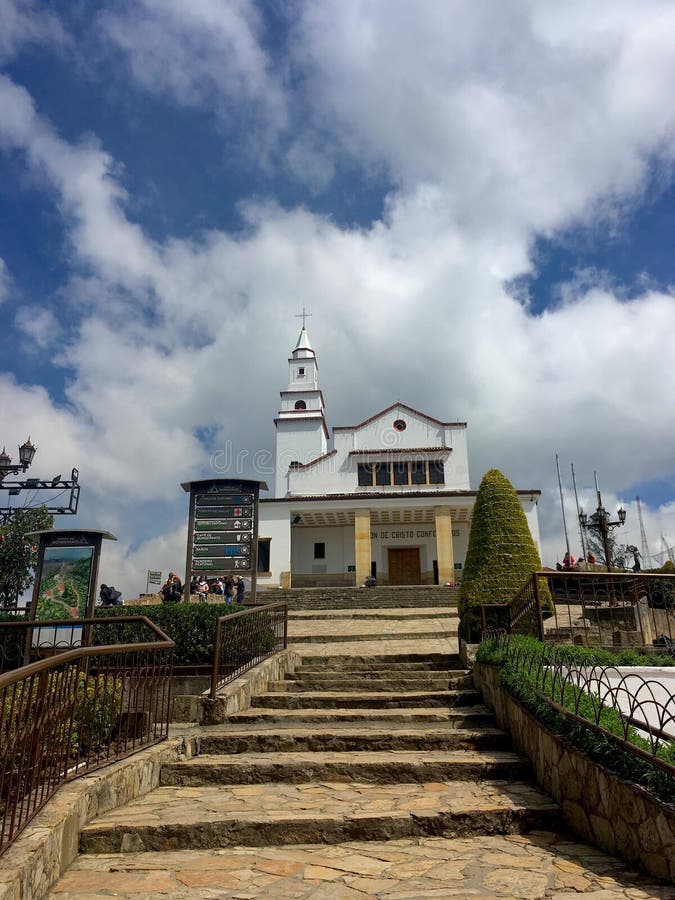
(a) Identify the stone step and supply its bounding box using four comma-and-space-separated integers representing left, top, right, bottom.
196, 726, 511, 754
58, 831, 675, 898
288, 628, 457, 643
160, 750, 530, 787
250, 689, 482, 709
78, 780, 558, 855
289, 607, 459, 620
296, 652, 461, 668
270, 674, 474, 692
225, 705, 496, 726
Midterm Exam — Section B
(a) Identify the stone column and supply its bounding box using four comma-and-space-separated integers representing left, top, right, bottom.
354, 510, 372, 587
434, 506, 455, 584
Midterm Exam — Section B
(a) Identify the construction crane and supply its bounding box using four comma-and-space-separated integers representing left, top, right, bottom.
635, 496, 652, 568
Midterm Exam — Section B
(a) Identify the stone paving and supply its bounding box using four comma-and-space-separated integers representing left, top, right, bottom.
52, 833, 675, 898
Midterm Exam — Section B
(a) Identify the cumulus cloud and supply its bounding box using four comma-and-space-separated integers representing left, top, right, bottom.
98, 0, 287, 149
0, 259, 11, 304
0, 0, 68, 63
0, 3, 674, 597
295, 0, 675, 234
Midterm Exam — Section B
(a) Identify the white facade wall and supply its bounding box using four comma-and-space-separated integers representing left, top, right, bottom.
258, 504, 292, 585
287, 405, 470, 497
275, 417, 327, 499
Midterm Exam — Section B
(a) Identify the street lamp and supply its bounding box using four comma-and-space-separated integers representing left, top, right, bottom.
578, 478, 626, 571
0, 438, 37, 482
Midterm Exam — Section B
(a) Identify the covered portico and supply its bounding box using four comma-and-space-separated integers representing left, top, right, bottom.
259, 492, 482, 588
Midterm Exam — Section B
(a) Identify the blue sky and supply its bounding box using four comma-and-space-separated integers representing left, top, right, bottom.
1, 1, 674, 592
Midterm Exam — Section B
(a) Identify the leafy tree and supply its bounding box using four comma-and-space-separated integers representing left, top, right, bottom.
0, 507, 53, 607
458, 468, 553, 622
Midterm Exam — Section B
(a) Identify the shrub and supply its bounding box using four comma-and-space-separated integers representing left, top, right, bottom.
94, 603, 251, 667
1, 666, 123, 776
459, 468, 553, 621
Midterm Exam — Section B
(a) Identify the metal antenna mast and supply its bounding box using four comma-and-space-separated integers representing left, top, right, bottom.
556, 454, 571, 562
570, 463, 587, 559
635, 496, 651, 568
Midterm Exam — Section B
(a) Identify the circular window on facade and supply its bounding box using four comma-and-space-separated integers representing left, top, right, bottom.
393, 419, 406, 431
295, 400, 307, 410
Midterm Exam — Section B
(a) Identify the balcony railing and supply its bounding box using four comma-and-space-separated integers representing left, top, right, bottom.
210, 602, 287, 699
475, 571, 675, 650
0, 617, 173, 854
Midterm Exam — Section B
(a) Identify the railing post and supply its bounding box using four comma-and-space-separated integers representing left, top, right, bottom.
283, 604, 288, 650
532, 574, 545, 641
210, 617, 223, 701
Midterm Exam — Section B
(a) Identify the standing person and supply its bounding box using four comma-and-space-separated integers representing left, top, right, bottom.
236, 576, 245, 605
196, 575, 209, 600
223, 574, 235, 604
162, 572, 183, 602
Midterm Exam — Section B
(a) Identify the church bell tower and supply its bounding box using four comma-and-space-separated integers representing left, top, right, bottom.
274, 317, 328, 497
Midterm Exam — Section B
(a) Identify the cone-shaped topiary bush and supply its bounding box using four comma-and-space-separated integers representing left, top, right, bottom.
459, 468, 553, 621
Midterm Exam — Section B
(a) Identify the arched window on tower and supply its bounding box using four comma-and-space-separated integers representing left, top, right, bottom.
294, 400, 307, 410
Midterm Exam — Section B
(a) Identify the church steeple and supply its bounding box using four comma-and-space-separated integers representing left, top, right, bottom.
274, 318, 329, 497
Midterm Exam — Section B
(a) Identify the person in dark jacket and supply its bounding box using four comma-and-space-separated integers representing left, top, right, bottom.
236, 576, 245, 604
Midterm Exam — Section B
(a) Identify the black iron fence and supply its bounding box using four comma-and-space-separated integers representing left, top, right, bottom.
210, 602, 287, 699
489, 633, 675, 767
0, 617, 174, 854
475, 571, 675, 650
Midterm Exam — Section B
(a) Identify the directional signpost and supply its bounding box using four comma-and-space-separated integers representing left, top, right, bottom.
181, 479, 268, 603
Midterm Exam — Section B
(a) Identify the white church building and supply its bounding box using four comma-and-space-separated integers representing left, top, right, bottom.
257, 325, 541, 589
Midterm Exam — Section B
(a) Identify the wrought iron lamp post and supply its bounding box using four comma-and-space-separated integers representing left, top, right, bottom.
0, 438, 37, 481
578, 486, 626, 572
0, 437, 80, 524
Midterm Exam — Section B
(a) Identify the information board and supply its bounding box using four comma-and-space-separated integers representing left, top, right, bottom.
182, 478, 267, 603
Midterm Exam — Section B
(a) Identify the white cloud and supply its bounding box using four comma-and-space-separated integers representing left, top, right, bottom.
98, 0, 287, 149
295, 0, 675, 234
0, 0, 69, 63
14, 306, 61, 349
0, 259, 11, 304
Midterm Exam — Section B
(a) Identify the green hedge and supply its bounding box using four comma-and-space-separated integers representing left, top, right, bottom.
477, 635, 675, 804
94, 603, 246, 667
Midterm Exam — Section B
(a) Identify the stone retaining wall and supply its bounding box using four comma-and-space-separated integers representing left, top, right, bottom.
0, 735, 197, 900
474, 661, 675, 882
172, 649, 301, 724
126, 587, 459, 610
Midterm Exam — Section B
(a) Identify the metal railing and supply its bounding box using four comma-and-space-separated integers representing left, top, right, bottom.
476, 571, 675, 650
0, 617, 174, 853
491, 633, 675, 766
210, 602, 287, 699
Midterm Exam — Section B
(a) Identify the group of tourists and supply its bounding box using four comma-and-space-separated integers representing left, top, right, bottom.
558, 551, 596, 571
188, 574, 245, 603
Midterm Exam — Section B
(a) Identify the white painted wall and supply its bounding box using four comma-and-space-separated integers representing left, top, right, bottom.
287, 405, 470, 497
257, 504, 291, 588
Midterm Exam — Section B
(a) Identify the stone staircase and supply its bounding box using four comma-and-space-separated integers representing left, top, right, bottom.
48, 607, 672, 898
76, 652, 557, 856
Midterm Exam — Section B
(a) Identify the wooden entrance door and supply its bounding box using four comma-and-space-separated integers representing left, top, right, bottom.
388, 548, 421, 585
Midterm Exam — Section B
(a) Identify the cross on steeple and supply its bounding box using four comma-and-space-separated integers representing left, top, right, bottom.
295, 306, 312, 330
